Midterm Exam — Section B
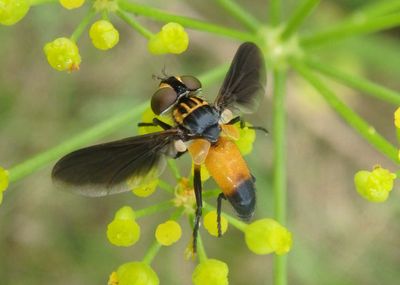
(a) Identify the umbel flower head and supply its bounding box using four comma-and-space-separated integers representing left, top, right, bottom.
354, 165, 396, 203
0, 0, 30, 26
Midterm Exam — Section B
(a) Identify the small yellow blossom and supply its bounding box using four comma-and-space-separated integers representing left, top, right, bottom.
148, 22, 189, 55
155, 220, 182, 246
234, 122, 256, 156
192, 259, 229, 285
116, 262, 159, 285
89, 20, 119, 50
0, 167, 9, 192
114, 206, 136, 221
394, 107, 400, 129
203, 210, 228, 237
108, 271, 118, 285
0, 0, 30, 26
244, 218, 292, 255
107, 219, 140, 247
131, 179, 159, 198
354, 165, 396, 203
59, 0, 84, 10
43, 37, 81, 72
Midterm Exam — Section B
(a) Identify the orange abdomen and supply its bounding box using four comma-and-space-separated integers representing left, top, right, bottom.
205, 137, 256, 220
205, 137, 251, 195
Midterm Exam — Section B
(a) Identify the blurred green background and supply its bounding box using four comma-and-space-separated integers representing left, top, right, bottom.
1, 0, 400, 284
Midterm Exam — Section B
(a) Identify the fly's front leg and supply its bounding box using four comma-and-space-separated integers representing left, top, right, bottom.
137, 118, 172, 130
227, 116, 268, 134
192, 163, 203, 253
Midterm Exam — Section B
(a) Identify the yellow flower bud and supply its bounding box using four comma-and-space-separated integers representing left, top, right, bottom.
107, 219, 140, 247
234, 122, 256, 156
148, 22, 189, 55
59, 0, 85, 10
117, 262, 159, 285
244, 218, 292, 255
394, 107, 400, 129
108, 271, 118, 285
203, 210, 228, 237
155, 220, 182, 246
114, 206, 136, 220
43, 37, 81, 72
354, 165, 396, 203
0, 167, 9, 192
0, 0, 30, 26
89, 20, 119, 50
192, 259, 229, 285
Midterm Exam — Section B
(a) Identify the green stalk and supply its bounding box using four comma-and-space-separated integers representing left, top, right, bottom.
304, 57, 400, 105
272, 69, 287, 285
291, 60, 399, 163
142, 240, 162, 265
117, 0, 258, 42
197, 234, 208, 263
300, 13, 400, 48
269, 0, 282, 26
167, 160, 181, 181
70, 9, 97, 42
214, 0, 261, 32
8, 102, 147, 183
116, 9, 154, 39
281, 0, 320, 40
135, 200, 176, 219
356, 0, 400, 18
158, 179, 175, 194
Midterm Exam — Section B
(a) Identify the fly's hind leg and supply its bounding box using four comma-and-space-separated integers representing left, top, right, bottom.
217, 193, 227, 237
192, 164, 203, 253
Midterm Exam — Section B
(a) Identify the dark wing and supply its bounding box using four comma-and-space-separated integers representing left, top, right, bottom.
52, 130, 180, 197
215, 42, 266, 114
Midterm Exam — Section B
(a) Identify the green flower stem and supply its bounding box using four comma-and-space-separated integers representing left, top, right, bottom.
116, 9, 154, 39
8, 102, 147, 183
70, 9, 97, 42
197, 234, 208, 263
142, 207, 184, 265
203, 203, 247, 231
304, 57, 400, 105
272, 69, 287, 285
134, 200, 176, 219
214, 0, 261, 32
291, 60, 399, 163
167, 160, 181, 181
269, 0, 282, 26
30, 0, 58, 5
117, 0, 259, 42
281, 0, 320, 40
158, 179, 175, 194
356, 0, 400, 18
300, 13, 400, 48
142, 240, 162, 265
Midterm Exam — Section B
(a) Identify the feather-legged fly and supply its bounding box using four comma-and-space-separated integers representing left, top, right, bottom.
52, 42, 266, 252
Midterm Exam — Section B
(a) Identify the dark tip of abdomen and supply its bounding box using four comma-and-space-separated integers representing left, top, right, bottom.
226, 179, 256, 221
